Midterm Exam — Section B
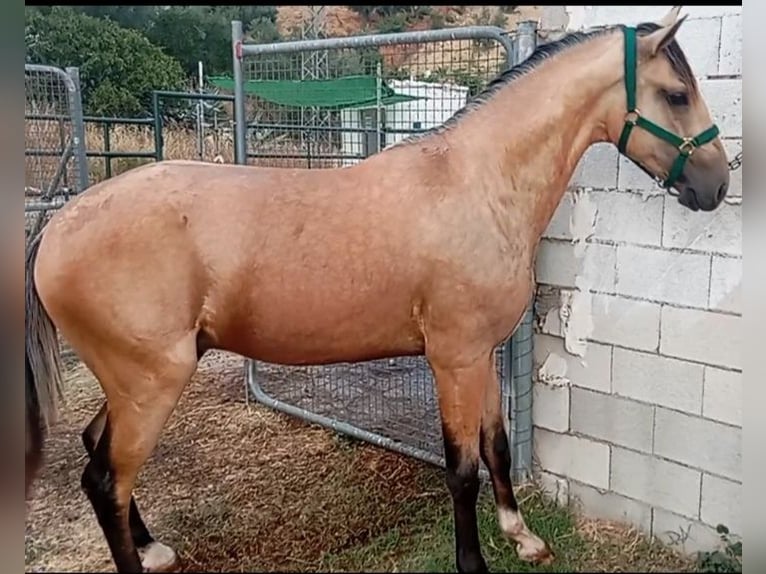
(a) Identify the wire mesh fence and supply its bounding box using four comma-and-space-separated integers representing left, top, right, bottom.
25, 65, 88, 240
236, 25, 536, 472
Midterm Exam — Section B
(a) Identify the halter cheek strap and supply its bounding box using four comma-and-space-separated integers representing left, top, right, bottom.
617, 26, 720, 191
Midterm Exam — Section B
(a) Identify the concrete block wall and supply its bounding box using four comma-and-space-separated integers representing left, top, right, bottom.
532, 6, 742, 554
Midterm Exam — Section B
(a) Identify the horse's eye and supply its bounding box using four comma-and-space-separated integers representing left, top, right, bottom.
666, 92, 689, 106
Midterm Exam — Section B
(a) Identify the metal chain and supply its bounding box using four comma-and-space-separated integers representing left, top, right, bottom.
728, 150, 742, 172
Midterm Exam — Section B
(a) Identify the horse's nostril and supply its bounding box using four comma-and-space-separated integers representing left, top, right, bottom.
717, 183, 728, 203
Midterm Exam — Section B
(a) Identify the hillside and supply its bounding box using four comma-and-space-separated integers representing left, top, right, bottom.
275, 6, 546, 39
271, 6, 547, 79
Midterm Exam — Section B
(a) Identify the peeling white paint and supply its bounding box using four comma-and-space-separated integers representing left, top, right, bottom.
538, 352, 570, 386
549, 189, 598, 357
559, 287, 594, 357
543, 305, 563, 336
569, 189, 598, 258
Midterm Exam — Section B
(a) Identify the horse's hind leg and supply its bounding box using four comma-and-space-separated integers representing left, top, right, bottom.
82, 402, 173, 568
479, 365, 553, 565
81, 334, 198, 573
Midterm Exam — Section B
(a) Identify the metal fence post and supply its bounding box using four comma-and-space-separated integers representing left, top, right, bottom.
152, 91, 163, 162
65, 66, 90, 192
232, 20, 246, 166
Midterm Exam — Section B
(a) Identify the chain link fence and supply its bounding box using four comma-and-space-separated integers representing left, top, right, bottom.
232, 23, 537, 478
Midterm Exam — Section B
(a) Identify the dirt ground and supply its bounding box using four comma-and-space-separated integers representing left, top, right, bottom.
25, 350, 696, 573
24, 351, 448, 572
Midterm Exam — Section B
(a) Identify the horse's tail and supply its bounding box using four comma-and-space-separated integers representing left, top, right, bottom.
25, 232, 64, 493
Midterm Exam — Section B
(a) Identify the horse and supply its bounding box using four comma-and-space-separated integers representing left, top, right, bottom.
25, 7, 731, 573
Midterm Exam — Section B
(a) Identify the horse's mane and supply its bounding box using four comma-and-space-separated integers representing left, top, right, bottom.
396, 21, 696, 146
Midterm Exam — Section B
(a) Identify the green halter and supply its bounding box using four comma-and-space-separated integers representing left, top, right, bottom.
617, 26, 720, 191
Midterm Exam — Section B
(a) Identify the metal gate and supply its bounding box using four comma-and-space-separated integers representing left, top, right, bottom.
231, 22, 538, 480
25, 64, 88, 239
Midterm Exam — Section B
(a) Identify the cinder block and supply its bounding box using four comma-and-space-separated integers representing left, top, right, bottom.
723, 139, 742, 198
570, 388, 654, 453
652, 508, 721, 555
617, 156, 664, 192
579, 6, 740, 29
683, 6, 742, 18
535, 239, 616, 293
615, 245, 711, 308
613, 348, 703, 415
569, 480, 652, 533
533, 334, 612, 393
701, 474, 742, 534
703, 366, 742, 427
534, 428, 610, 489
676, 17, 722, 78
569, 143, 619, 190
536, 470, 569, 506
662, 200, 741, 256
699, 79, 742, 138
654, 407, 742, 481
591, 293, 661, 352
660, 306, 742, 370
709, 255, 741, 314
543, 192, 574, 240
533, 383, 570, 433
591, 191, 664, 246
611, 446, 701, 518
718, 14, 742, 76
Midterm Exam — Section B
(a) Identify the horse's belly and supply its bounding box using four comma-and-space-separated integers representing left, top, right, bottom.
214, 283, 425, 366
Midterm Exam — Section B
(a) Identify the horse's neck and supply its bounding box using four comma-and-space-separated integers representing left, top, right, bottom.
451, 32, 623, 240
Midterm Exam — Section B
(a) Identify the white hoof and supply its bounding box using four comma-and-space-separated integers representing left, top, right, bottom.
138, 541, 178, 572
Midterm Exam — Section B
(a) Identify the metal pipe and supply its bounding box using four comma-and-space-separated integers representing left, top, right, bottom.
241, 25, 515, 64
65, 67, 90, 193
103, 122, 112, 179
152, 91, 163, 162
509, 19, 539, 484
151, 90, 234, 102
231, 20, 247, 166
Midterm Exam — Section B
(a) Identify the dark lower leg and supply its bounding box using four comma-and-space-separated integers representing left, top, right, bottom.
479, 419, 518, 514
443, 430, 487, 574
480, 382, 552, 564
83, 404, 153, 548
81, 417, 142, 573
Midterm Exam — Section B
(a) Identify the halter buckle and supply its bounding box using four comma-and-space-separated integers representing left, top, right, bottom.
624, 109, 641, 125
679, 138, 696, 156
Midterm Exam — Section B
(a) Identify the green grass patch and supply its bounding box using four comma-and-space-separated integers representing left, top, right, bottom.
322, 486, 585, 573
321, 483, 697, 573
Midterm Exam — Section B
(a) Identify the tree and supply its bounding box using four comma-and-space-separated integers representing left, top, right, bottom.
25, 7, 186, 116
142, 6, 281, 79
67, 6, 158, 32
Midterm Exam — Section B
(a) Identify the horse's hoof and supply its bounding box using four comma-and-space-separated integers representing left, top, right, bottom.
517, 540, 555, 566
139, 541, 180, 573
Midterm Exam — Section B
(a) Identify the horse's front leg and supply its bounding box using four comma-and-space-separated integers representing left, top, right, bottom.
479, 359, 553, 565
428, 348, 492, 573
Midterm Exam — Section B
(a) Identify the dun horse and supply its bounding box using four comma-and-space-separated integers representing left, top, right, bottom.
26, 8, 731, 573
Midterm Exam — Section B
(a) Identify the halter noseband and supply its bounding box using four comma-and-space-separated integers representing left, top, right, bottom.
617, 26, 720, 191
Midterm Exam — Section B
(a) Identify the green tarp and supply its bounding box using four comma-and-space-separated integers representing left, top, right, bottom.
207, 74, 423, 109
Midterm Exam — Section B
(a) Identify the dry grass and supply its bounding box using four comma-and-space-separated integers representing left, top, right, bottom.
25, 350, 698, 573
24, 351, 446, 572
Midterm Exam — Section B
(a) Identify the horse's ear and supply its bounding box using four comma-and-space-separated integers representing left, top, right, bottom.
657, 6, 683, 28
639, 13, 688, 58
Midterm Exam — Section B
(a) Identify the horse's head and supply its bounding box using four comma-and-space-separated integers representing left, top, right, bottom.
605, 6, 730, 211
